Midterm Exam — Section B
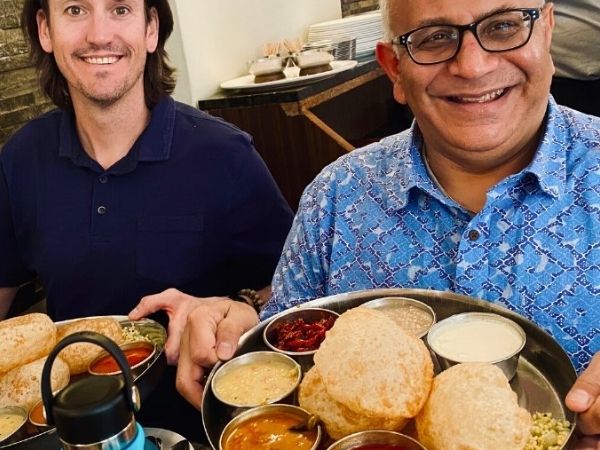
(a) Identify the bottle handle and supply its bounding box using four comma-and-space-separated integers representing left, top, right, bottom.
41, 331, 138, 426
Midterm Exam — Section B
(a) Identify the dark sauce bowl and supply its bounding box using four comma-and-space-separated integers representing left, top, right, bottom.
263, 307, 339, 371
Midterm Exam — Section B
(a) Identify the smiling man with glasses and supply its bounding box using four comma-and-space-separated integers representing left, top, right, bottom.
247, 0, 600, 446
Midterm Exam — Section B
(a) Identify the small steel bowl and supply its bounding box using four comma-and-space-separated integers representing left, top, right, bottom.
211, 351, 301, 409
326, 430, 427, 450
361, 297, 436, 339
263, 307, 339, 371
28, 399, 48, 428
88, 340, 156, 376
219, 404, 322, 450
0, 406, 28, 444
427, 312, 526, 380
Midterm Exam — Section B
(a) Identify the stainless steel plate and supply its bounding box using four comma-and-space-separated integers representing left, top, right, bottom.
202, 288, 578, 449
1, 316, 167, 450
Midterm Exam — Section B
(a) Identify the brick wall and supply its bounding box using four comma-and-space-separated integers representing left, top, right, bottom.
341, 0, 379, 17
0, 0, 53, 148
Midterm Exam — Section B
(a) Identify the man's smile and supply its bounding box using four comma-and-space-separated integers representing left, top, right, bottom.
81, 55, 122, 65
446, 87, 509, 104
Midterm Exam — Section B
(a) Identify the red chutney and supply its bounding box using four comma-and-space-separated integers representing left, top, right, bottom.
90, 346, 152, 374
353, 446, 408, 450
223, 412, 318, 450
273, 316, 336, 352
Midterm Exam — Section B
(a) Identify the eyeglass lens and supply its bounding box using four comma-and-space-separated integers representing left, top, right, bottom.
407, 10, 535, 64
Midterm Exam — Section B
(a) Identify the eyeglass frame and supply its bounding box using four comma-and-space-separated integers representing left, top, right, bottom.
391, 7, 543, 65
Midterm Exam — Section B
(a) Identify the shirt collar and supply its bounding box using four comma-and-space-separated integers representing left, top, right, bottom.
521, 96, 568, 199
376, 123, 448, 211
58, 96, 176, 173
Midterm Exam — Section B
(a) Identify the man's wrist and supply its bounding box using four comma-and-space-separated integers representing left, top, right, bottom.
230, 288, 264, 312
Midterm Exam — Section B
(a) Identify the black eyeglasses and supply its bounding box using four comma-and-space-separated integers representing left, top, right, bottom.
391, 8, 542, 65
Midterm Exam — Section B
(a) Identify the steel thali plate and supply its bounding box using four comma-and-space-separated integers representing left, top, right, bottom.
202, 288, 578, 449
0, 316, 167, 450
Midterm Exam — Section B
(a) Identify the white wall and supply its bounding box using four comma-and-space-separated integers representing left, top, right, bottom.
166, 0, 341, 106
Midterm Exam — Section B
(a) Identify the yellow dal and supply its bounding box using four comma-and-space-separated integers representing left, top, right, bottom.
214, 360, 298, 406
0, 413, 23, 440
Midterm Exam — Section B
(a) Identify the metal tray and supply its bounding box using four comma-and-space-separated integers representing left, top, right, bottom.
1, 316, 167, 450
202, 288, 578, 449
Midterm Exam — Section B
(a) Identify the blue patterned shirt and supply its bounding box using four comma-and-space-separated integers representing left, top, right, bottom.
262, 99, 600, 372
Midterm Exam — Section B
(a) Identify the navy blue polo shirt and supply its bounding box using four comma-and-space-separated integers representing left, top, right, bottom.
0, 96, 293, 320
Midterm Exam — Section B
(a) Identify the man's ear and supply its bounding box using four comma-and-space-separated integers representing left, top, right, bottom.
543, 2, 555, 51
37, 9, 53, 53
146, 6, 159, 53
376, 41, 407, 105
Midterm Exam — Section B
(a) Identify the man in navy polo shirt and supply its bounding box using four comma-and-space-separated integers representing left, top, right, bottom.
0, 0, 293, 440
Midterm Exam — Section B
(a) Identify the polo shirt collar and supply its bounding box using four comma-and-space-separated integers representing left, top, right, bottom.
58, 96, 176, 173
377, 124, 443, 211
522, 97, 568, 199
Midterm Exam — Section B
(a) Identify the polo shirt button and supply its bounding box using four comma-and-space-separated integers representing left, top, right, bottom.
97, 206, 107, 215
468, 229, 480, 241
99, 175, 108, 184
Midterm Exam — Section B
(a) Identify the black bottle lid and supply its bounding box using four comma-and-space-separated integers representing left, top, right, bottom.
53, 375, 132, 444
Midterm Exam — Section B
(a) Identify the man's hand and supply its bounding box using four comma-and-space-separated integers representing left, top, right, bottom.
129, 288, 255, 365
572, 435, 600, 450
566, 353, 600, 436
175, 299, 258, 410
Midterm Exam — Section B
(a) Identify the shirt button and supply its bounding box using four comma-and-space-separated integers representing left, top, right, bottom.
97, 206, 107, 215
468, 229, 480, 241
99, 175, 108, 184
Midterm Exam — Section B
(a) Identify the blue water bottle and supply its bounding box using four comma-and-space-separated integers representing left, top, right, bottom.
41, 331, 156, 450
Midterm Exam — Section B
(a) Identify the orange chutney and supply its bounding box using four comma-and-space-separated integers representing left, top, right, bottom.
29, 401, 47, 426
90, 346, 153, 374
223, 412, 318, 450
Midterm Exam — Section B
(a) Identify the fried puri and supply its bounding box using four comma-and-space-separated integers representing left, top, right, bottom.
313, 307, 433, 420
56, 317, 124, 375
0, 313, 56, 374
0, 355, 69, 411
299, 366, 408, 440
416, 363, 531, 450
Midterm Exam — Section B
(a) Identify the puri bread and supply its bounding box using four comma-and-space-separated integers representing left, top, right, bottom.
0, 355, 69, 411
57, 317, 124, 375
299, 366, 407, 440
313, 307, 433, 420
416, 363, 531, 450
0, 313, 56, 374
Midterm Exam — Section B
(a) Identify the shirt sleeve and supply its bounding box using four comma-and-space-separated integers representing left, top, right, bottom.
0, 158, 33, 287
260, 167, 338, 319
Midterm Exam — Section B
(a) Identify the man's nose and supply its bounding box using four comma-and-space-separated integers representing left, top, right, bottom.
447, 31, 499, 78
86, 12, 114, 46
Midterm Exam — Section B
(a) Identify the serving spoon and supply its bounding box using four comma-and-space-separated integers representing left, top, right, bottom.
288, 414, 319, 432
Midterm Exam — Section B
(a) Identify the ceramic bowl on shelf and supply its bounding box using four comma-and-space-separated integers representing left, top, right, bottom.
294, 50, 334, 69
248, 56, 284, 76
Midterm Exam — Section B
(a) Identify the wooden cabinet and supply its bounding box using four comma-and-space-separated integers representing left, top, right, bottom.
199, 60, 412, 210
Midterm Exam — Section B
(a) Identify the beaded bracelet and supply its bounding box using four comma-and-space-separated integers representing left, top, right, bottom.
231, 288, 264, 312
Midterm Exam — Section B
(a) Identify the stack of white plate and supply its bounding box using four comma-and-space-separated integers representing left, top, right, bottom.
306, 10, 383, 59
